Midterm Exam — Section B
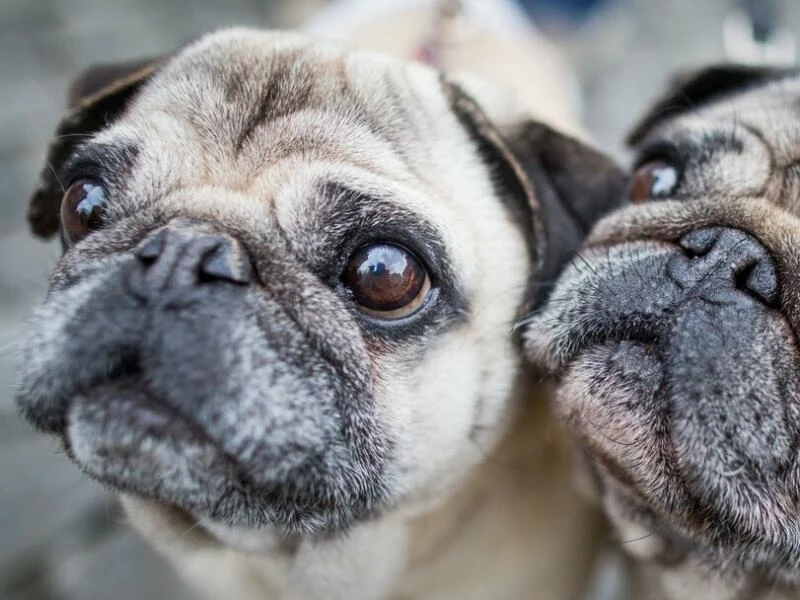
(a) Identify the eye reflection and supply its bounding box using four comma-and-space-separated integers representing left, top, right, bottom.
630, 160, 680, 203
343, 243, 431, 319
60, 178, 108, 244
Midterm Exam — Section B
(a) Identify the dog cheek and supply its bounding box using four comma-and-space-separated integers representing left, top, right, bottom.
522, 241, 677, 370
17, 263, 140, 432
370, 332, 499, 505
558, 346, 669, 495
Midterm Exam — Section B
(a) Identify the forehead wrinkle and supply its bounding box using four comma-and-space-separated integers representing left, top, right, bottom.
342, 56, 453, 181
697, 90, 800, 160
144, 39, 357, 156
370, 68, 448, 195
655, 111, 780, 195
129, 101, 419, 200
239, 109, 413, 182
227, 51, 381, 158
341, 52, 420, 139
188, 58, 429, 185
121, 29, 467, 213
700, 103, 800, 211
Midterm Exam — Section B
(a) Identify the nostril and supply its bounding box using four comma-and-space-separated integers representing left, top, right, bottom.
679, 228, 719, 258
134, 229, 166, 266
733, 261, 757, 296
199, 240, 253, 285
108, 348, 141, 380
741, 259, 778, 306
128, 221, 254, 307
675, 227, 779, 307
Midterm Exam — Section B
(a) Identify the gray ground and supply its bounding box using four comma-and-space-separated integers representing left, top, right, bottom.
1, 0, 798, 598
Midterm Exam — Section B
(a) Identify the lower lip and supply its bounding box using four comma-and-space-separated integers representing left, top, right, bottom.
65, 380, 237, 488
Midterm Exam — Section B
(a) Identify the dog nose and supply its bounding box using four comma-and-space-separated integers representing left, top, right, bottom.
668, 227, 778, 305
129, 222, 252, 303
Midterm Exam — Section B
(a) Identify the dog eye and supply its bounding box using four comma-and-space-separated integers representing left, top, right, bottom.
343, 243, 431, 320
629, 160, 679, 203
61, 178, 108, 244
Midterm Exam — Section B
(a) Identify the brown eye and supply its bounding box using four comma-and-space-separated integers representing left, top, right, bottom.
629, 160, 679, 204
343, 243, 431, 320
60, 178, 108, 244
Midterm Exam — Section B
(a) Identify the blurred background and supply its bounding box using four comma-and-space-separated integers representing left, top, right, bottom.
1, 0, 799, 598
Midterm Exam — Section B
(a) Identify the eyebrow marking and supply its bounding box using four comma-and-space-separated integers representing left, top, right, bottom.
233, 56, 315, 152
310, 182, 454, 267
60, 141, 140, 188
684, 130, 745, 166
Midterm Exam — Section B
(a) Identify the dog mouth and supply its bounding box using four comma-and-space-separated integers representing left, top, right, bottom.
66, 376, 247, 514
56, 357, 366, 533
63, 371, 340, 531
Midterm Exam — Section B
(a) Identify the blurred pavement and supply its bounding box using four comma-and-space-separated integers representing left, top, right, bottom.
1, 0, 798, 598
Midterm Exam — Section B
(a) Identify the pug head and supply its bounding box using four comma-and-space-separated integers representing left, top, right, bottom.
525, 65, 800, 595
16, 28, 623, 542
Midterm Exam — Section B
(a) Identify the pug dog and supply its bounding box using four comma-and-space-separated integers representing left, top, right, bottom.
525, 65, 800, 600
15, 27, 625, 600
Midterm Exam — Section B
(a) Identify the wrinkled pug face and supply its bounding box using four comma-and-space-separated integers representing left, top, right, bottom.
16, 28, 623, 539
525, 65, 800, 594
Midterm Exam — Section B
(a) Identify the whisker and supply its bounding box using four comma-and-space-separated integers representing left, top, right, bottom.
43, 159, 66, 194
620, 531, 655, 545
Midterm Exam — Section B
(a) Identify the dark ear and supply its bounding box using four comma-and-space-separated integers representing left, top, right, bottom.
28, 57, 161, 239
627, 64, 799, 146
444, 81, 625, 311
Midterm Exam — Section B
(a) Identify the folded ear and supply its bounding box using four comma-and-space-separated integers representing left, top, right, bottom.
626, 64, 799, 146
444, 81, 625, 312
28, 57, 161, 239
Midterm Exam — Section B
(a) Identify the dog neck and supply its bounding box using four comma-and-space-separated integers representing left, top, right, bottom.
398, 381, 604, 599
